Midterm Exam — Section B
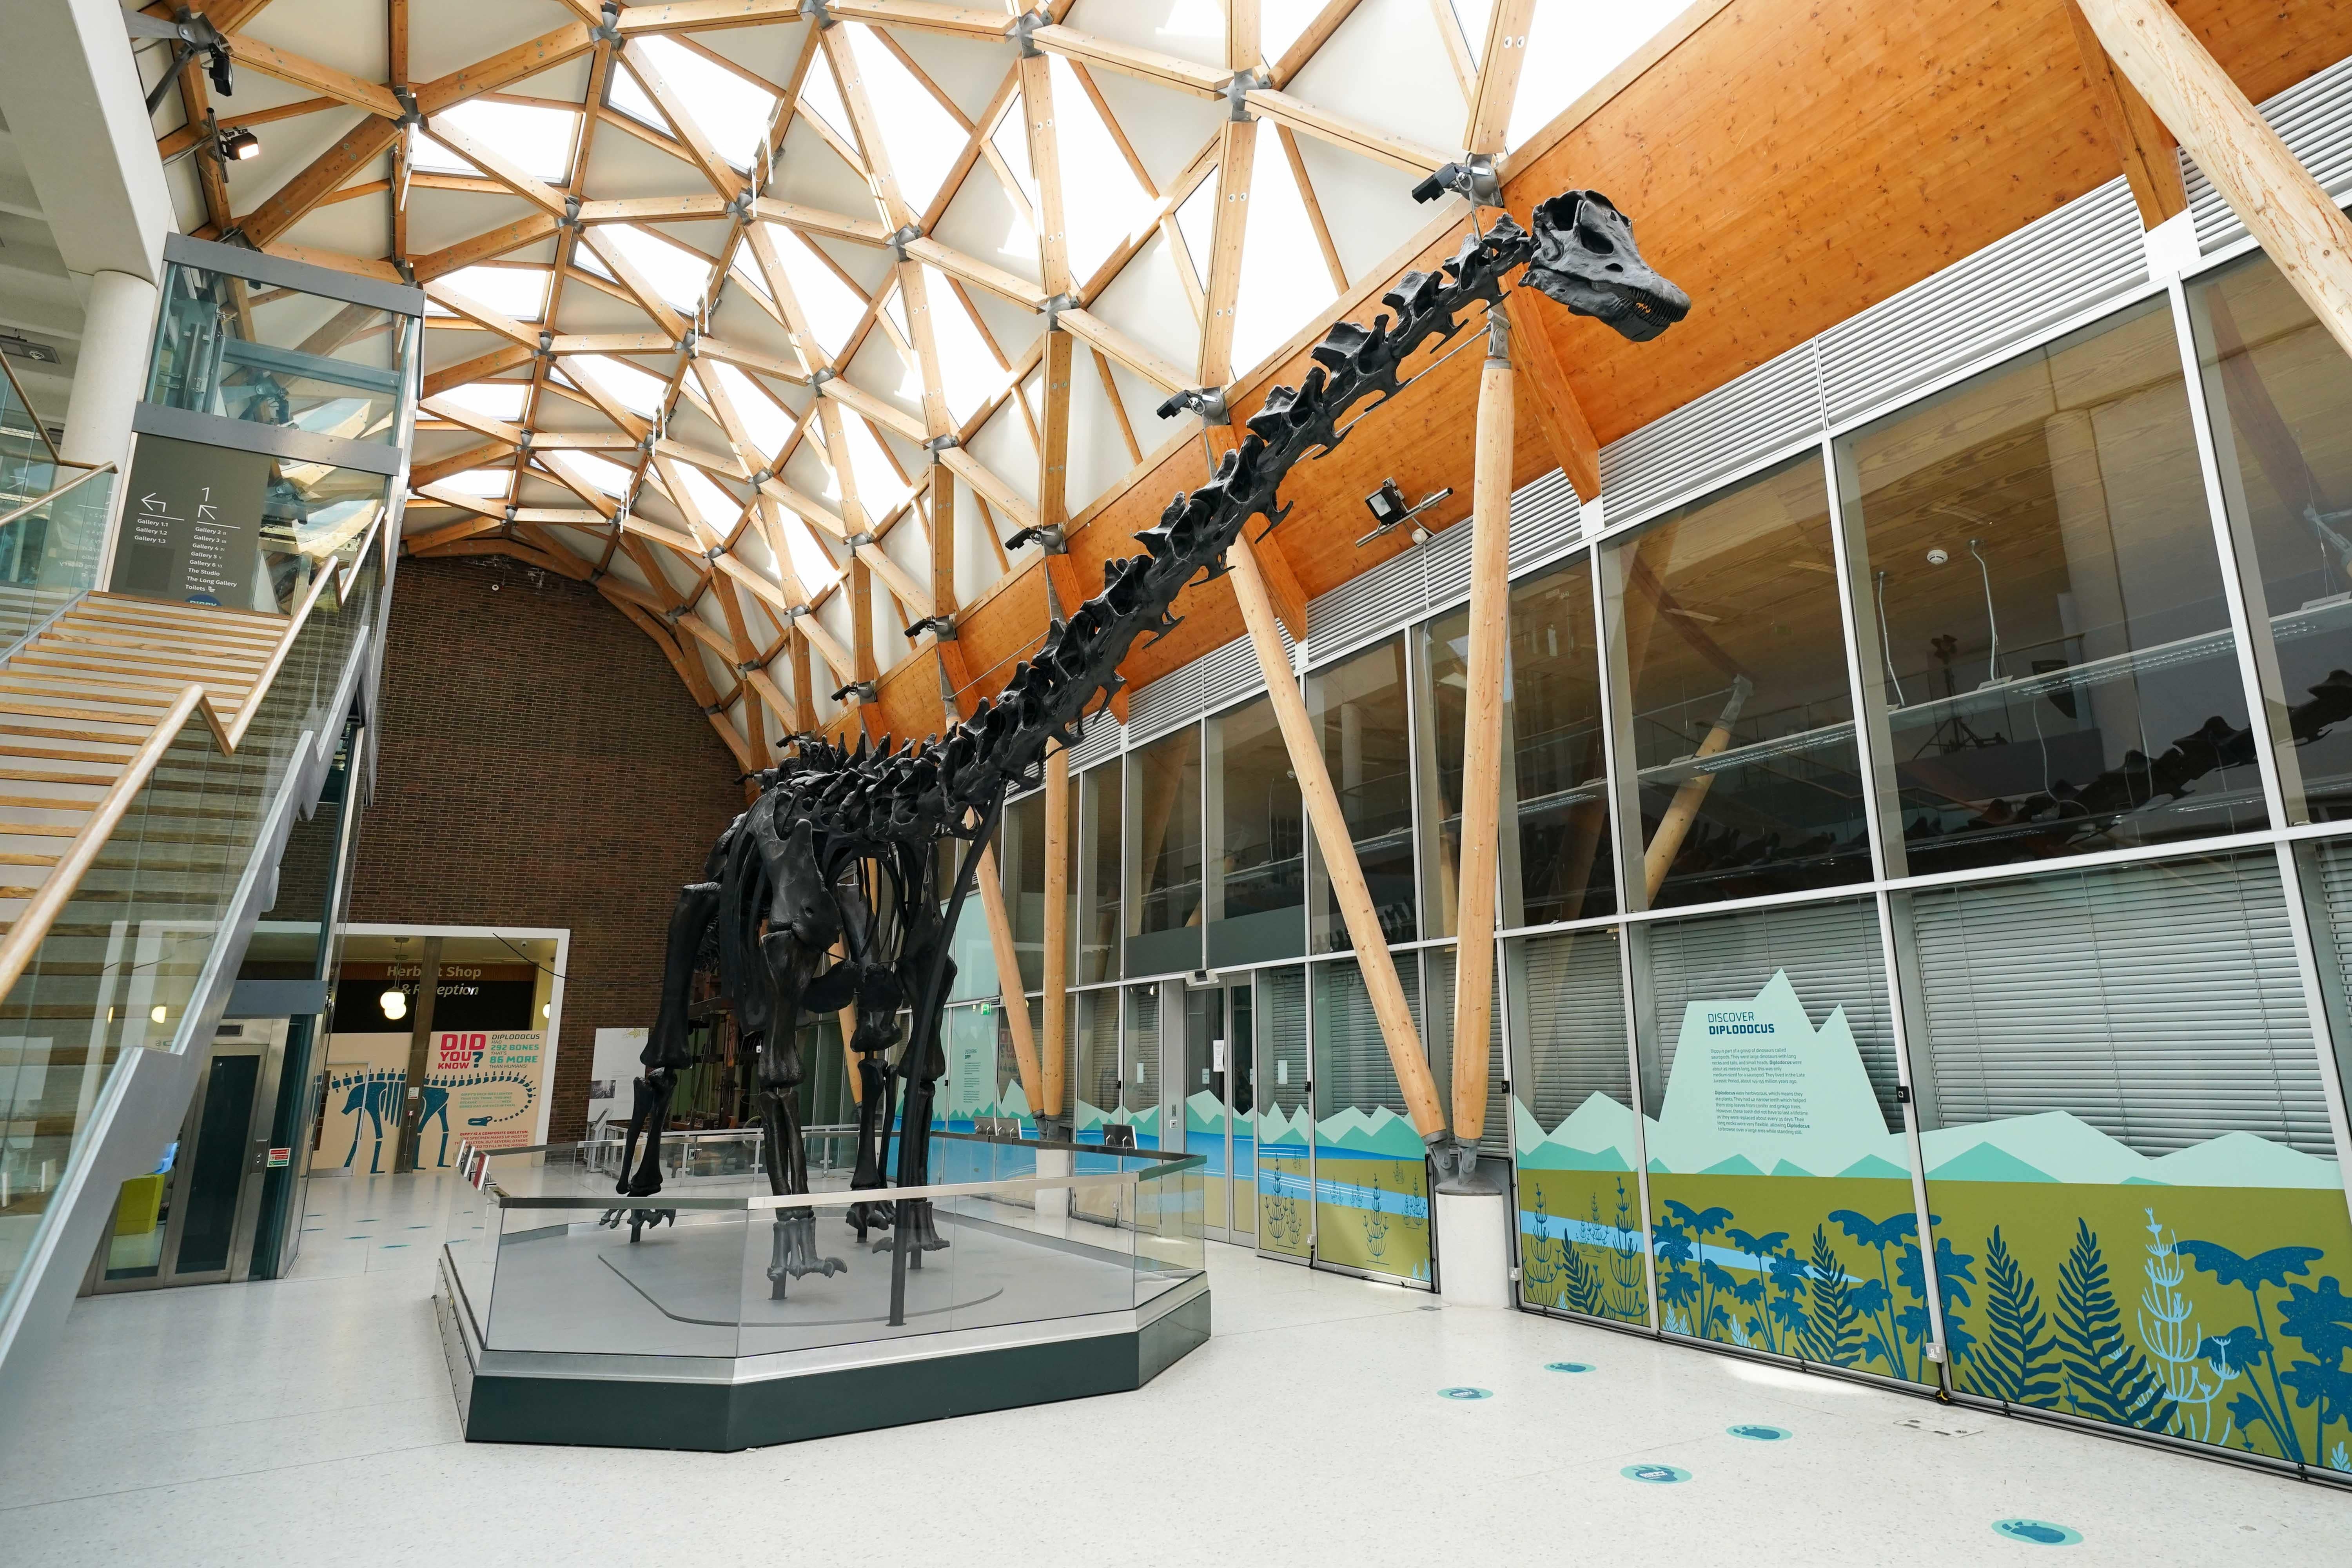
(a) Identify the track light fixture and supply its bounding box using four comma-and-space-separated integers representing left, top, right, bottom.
217, 126, 261, 163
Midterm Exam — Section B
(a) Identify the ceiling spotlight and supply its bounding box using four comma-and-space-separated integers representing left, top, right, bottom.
1358, 477, 1453, 548
380, 987, 408, 1022
217, 126, 261, 162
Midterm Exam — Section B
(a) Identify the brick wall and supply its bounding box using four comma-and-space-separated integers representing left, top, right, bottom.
345, 553, 746, 1141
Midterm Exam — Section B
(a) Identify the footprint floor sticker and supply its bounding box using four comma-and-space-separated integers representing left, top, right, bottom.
1438, 1387, 1491, 1400
1545, 1361, 1594, 1373
1727, 1424, 1791, 1441
1621, 1464, 1691, 1484
1992, 1520, 2081, 1546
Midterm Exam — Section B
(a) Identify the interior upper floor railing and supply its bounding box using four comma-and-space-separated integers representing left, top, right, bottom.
0, 463, 116, 659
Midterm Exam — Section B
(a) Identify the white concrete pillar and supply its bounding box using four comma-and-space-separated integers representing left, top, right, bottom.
58, 269, 156, 469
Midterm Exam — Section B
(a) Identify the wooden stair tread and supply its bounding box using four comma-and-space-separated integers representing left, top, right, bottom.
0, 820, 85, 837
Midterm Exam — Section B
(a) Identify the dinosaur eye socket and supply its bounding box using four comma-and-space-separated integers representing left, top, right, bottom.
1579, 225, 1616, 255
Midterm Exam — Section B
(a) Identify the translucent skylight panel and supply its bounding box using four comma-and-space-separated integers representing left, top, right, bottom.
763, 224, 867, 357
595, 225, 715, 313
1447, 0, 1495, 50
411, 100, 581, 183
705, 362, 797, 456
1262, 0, 1333, 63
989, 100, 1037, 209
570, 353, 670, 418
780, 510, 842, 587
628, 36, 777, 171
607, 59, 668, 135
882, 283, 910, 341
925, 267, 1005, 423
431, 265, 551, 322
1038, 59, 1151, 281
439, 467, 513, 499
730, 245, 774, 302
844, 24, 964, 213
799, 53, 854, 145
557, 452, 635, 497
1507, 0, 1683, 150
675, 463, 745, 529
1174, 175, 1217, 281
840, 413, 911, 515
1230, 125, 1338, 376
432, 381, 530, 421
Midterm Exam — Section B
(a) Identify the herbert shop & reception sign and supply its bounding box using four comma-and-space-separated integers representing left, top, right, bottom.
112, 434, 273, 606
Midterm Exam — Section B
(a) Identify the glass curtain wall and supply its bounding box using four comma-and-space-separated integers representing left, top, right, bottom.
1128, 728, 1203, 976
1307, 638, 1418, 949
2187, 252, 2352, 822
972, 235, 2352, 1472
1206, 695, 1305, 965
1311, 958, 1429, 1283
1838, 296, 2264, 875
1604, 456, 1870, 908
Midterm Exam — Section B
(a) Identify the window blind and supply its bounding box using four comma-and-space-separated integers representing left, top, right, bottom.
1910, 852, 2332, 1157
1512, 928, 1632, 1131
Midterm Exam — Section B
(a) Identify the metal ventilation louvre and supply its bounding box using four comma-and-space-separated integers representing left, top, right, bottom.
1123, 660, 1203, 746
1305, 539, 1427, 663
1597, 339, 1823, 528
1424, 518, 1474, 606
1192, 632, 1269, 715
1063, 708, 1122, 772
1817, 177, 2144, 425
1506, 468, 1581, 573
2185, 49, 2352, 252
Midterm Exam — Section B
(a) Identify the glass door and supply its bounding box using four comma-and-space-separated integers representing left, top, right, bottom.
1254, 966, 1313, 1260
1178, 976, 1262, 1246
98, 1026, 275, 1289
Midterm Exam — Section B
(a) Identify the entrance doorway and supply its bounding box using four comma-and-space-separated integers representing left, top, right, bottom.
1179, 975, 1263, 1246
96, 1021, 283, 1289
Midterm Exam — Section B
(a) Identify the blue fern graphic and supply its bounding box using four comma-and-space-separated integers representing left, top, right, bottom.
1803, 1224, 1865, 1367
1972, 1225, 2061, 1405
2057, 1218, 2178, 1434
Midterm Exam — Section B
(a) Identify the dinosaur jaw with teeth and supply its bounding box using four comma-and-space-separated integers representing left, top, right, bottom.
1524, 190, 1690, 344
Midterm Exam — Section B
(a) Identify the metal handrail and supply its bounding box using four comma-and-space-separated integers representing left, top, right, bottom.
0, 460, 113, 534
0, 506, 387, 1003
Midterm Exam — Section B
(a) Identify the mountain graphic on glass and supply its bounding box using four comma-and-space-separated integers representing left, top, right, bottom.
1515, 970, 2340, 1189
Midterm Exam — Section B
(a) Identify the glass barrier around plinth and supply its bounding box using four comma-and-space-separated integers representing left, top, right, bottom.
443, 1131, 1204, 1363
0, 526, 388, 1316
145, 259, 411, 452
0, 465, 114, 656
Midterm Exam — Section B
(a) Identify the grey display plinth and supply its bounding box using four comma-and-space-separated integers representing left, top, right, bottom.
436, 1211, 1209, 1451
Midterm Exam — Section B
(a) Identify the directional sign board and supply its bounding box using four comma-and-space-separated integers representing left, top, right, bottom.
112, 434, 274, 607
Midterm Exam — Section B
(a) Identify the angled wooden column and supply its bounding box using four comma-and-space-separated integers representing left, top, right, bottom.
1448, 304, 1514, 1145
2076, 0, 2352, 361
1042, 747, 1071, 1126
1227, 535, 1446, 1139
975, 843, 1045, 1120
2063, 0, 2187, 228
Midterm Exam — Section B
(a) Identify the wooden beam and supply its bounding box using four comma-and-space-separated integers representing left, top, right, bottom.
224, 33, 403, 118
1461, 0, 1535, 156
1042, 745, 1069, 1121
1200, 119, 1256, 388
1514, 305, 1602, 502
1243, 88, 1451, 178
241, 118, 402, 245
2076, 0, 2352, 360
975, 844, 1046, 1122
2063, 0, 2187, 228
1031, 25, 1229, 101
411, 213, 564, 280
422, 118, 571, 217
1059, 307, 1193, 396
1228, 534, 1443, 1138
1448, 312, 1513, 1143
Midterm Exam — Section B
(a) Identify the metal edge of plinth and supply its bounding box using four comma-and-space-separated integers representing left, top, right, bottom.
460, 1276, 1210, 1452
435, 1250, 481, 1428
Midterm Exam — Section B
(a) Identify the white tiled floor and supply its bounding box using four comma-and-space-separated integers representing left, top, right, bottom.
4, 1172, 2348, 1566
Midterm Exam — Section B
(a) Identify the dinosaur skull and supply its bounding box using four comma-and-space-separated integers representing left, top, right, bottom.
1525, 190, 1689, 343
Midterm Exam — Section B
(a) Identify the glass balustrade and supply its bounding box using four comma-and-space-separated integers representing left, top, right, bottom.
0, 530, 387, 1316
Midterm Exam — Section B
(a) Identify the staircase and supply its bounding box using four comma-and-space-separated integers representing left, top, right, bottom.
0, 595, 289, 935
